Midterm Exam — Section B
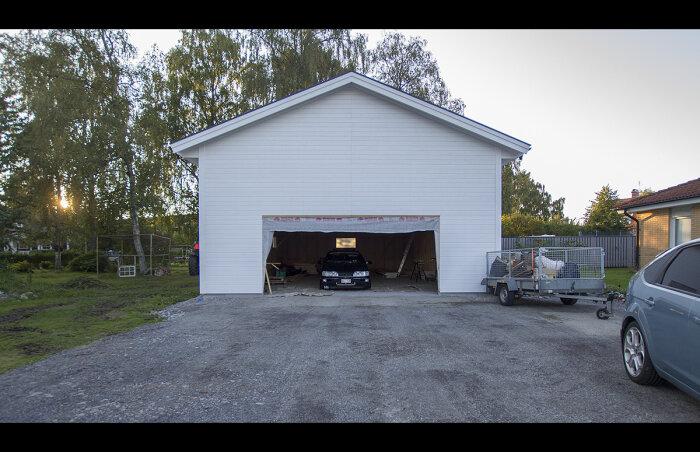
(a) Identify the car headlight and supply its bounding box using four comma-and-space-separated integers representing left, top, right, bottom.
353, 271, 369, 277
322, 271, 338, 277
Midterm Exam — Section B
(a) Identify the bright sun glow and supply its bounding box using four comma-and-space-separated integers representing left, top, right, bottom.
59, 198, 69, 208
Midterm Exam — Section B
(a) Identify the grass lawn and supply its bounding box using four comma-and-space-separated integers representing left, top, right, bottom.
604, 267, 637, 293
0, 263, 199, 374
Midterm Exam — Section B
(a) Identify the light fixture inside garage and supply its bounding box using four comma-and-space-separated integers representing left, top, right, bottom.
336, 237, 356, 248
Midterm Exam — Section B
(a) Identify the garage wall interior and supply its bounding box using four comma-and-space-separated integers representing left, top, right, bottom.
268, 231, 437, 277
170, 72, 530, 294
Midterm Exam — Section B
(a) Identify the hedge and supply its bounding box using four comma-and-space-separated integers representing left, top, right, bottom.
0, 250, 83, 269
67, 253, 114, 273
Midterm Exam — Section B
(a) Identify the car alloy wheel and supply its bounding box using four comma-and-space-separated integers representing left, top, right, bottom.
623, 325, 646, 377
622, 321, 663, 385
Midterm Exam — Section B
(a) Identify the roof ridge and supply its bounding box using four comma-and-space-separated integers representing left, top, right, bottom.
170, 70, 531, 156
618, 177, 700, 210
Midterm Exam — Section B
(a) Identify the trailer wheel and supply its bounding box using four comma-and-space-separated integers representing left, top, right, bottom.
596, 308, 610, 320
497, 284, 515, 306
560, 297, 577, 305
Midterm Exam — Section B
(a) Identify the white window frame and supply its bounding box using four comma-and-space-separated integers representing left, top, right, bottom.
669, 206, 692, 247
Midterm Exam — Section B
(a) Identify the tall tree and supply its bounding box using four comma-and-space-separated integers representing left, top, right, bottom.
0, 29, 160, 273
246, 29, 368, 100
368, 32, 465, 115
582, 185, 629, 233
501, 160, 565, 221
0, 87, 26, 248
0, 30, 88, 267
151, 29, 254, 220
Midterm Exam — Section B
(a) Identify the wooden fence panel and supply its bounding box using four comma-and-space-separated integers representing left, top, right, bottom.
501, 236, 636, 268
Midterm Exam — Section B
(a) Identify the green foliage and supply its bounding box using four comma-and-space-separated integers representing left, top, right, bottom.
368, 32, 465, 115
247, 29, 368, 102
0, 29, 136, 256
502, 161, 566, 221
582, 185, 630, 233
8, 260, 32, 272
67, 253, 113, 273
39, 260, 52, 269
502, 213, 581, 237
0, 250, 80, 268
502, 213, 546, 236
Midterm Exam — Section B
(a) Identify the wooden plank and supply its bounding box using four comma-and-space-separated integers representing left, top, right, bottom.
397, 233, 415, 275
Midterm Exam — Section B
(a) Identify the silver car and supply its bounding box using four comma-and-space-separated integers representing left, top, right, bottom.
620, 238, 700, 401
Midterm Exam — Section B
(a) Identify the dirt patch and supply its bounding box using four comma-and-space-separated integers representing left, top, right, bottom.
82, 300, 128, 319
0, 326, 40, 333
0, 306, 53, 324
18, 342, 60, 356
61, 277, 110, 290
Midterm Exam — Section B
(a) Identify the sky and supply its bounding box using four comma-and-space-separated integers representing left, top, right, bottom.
16, 29, 700, 221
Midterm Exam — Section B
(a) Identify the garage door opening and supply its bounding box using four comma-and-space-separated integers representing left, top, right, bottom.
262, 216, 439, 293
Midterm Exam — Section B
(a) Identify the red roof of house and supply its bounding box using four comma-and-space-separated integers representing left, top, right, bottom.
617, 178, 700, 210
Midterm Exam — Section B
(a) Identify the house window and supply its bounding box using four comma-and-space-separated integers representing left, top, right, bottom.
674, 216, 691, 246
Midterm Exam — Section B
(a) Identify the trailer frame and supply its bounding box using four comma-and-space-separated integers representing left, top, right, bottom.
480, 246, 620, 319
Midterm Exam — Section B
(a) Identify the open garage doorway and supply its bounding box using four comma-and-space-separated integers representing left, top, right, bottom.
262, 216, 439, 294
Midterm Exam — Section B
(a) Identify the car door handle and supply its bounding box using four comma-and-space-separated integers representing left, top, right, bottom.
644, 297, 655, 307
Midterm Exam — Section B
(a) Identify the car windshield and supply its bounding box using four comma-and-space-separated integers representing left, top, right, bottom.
326, 252, 361, 262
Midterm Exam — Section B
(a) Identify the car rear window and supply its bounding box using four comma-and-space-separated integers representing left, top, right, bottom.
660, 245, 700, 296
643, 248, 677, 285
327, 252, 361, 261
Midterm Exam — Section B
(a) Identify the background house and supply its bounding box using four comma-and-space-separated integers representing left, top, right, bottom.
617, 178, 700, 267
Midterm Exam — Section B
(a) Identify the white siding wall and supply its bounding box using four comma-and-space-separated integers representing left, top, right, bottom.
199, 86, 502, 293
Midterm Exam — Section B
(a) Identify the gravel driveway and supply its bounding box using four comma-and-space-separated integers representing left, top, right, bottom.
0, 291, 698, 422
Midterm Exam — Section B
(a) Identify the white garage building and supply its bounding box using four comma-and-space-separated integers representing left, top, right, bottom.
170, 72, 530, 294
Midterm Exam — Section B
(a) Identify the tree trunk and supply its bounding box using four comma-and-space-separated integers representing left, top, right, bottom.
54, 177, 63, 270
125, 156, 148, 274
88, 177, 98, 251
53, 217, 62, 270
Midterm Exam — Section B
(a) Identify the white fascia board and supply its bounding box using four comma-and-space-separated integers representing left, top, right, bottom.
170, 72, 531, 156
626, 197, 700, 213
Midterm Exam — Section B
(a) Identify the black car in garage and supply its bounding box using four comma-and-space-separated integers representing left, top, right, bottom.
319, 249, 371, 290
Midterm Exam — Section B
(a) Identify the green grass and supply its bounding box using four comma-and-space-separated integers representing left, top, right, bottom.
0, 264, 199, 374
604, 267, 637, 293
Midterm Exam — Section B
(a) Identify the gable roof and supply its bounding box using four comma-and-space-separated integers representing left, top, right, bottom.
170, 71, 531, 161
617, 178, 700, 211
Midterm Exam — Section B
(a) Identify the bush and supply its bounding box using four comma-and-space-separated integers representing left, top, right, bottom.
8, 260, 33, 273
39, 260, 52, 270
67, 253, 113, 273
502, 213, 582, 237
0, 250, 82, 268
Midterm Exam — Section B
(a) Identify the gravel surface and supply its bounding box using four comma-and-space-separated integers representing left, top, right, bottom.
0, 291, 698, 422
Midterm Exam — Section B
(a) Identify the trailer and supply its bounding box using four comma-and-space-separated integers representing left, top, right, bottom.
480, 247, 621, 319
